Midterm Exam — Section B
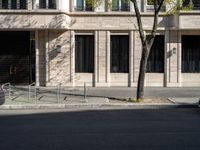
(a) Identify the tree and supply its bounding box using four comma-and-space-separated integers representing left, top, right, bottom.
131, 0, 165, 100
130, 0, 191, 100
88, 0, 191, 100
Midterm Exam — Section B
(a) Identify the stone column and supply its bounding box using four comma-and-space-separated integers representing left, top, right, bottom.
94, 31, 98, 87
165, 30, 181, 87
27, 0, 33, 10
70, 31, 75, 86
45, 30, 49, 86
133, 31, 142, 87
129, 31, 134, 87
35, 30, 39, 86
106, 0, 112, 12
106, 31, 111, 86
94, 31, 109, 87
70, 0, 74, 12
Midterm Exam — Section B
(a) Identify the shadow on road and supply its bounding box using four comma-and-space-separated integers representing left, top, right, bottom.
0, 108, 200, 150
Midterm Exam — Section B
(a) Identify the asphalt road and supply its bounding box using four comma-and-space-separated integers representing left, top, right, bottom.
0, 108, 200, 150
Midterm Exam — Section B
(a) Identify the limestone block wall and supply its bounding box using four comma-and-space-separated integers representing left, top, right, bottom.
46, 30, 72, 86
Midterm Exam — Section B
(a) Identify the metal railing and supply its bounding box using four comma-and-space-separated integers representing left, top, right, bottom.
28, 82, 37, 103
1, 82, 11, 99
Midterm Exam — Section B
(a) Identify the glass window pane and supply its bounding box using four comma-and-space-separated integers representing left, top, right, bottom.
11, 0, 17, 9
48, 0, 56, 9
182, 36, 200, 73
19, 0, 27, 9
111, 35, 129, 73
77, 0, 84, 11
112, 0, 119, 11
2, 0, 9, 9
147, 35, 164, 73
39, 0, 46, 9
121, 0, 129, 11
75, 35, 94, 73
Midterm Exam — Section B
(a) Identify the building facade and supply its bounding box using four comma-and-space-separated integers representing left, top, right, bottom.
0, 0, 200, 87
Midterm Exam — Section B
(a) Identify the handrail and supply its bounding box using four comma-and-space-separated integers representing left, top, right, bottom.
1, 82, 11, 99
28, 82, 36, 103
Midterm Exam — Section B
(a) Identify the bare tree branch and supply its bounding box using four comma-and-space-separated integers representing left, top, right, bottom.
131, 0, 146, 45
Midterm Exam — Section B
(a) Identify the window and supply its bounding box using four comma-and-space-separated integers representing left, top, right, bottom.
48, 0, 57, 9
19, 0, 27, 9
182, 0, 200, 10
111, 35, 129, 73
182, 36, 200, 73
76, 0, 93, 11
39, 0, 57, 9
2, 0, 8, 9
112, 0, 130, 11
11, 0, 17, 9
75, 35, 94, 73
0, 0, 27, 9
147, 35, 164, 73
39, 0, 46, 8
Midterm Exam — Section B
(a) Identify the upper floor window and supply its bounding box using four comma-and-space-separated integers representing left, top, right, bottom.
112, 0, 130, 11
0, 0, 27, 9
39, 0, 57, 9
76, 0, 93, 11
182, 0, 200, 10
146, 0, 165, 12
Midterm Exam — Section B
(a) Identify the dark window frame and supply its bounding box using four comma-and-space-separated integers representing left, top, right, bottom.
110, 35, 129, 73
75, 35, 94, 73
182, 35, 200, 73
112, 0, 130, 11
147, 35, 165, 73
76, 0, 93, 11
182, 0, 200, 10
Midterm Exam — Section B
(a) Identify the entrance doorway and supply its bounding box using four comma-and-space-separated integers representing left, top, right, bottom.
0, 31, 35, 85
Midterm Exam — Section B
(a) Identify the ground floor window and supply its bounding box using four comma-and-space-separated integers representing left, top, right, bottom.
182, 35, 200, 73
0, 31, 35, 84
110, 35, 129, 73
1, 0, 27, 9
147, 35, 164, 73
75, 35, 94, 73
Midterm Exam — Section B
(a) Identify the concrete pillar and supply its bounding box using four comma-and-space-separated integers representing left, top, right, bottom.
165, 30, 181, 87
70, 0, 74, 12
70, 31, 75, 86
35, 30, 39, 86
45, 30, 49, 85
133, 31, 142, 87
95, 31, 109, 87
129, 31, 134, 87
94, 31, 98, 87
27, 0, 33, 10
106, 31, 111, 86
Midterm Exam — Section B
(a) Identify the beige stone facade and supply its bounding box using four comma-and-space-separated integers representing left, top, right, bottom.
1, 0, 200, 87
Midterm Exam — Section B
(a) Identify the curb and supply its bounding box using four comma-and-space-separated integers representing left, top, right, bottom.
0, 103, 197, 110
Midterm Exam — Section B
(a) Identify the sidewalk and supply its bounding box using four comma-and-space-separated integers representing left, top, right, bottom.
0, 86, 199, 109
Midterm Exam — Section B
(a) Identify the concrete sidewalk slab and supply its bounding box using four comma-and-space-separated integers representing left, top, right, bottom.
0, 103, 180, 110
169, 97, 199, 105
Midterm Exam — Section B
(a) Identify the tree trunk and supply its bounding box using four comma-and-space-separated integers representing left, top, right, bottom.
137, 44, 149, 100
